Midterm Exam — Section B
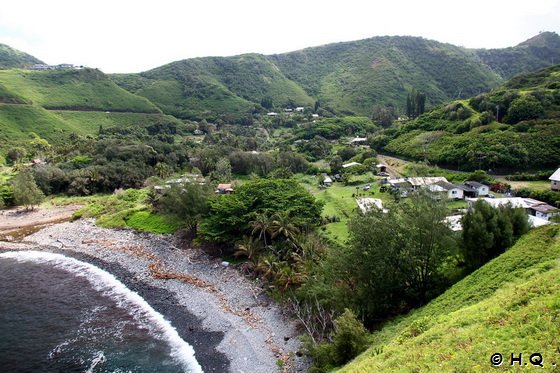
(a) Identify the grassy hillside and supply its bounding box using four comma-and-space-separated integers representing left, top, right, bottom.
0, 68, 161, 112
271, 36, 503, 115
340, 224, 560, 372
377, 64, 560, 171
476, 32, 560, 80
0, 105, 183, 151
113, 34, 560, 119
0, 43, 43, 68
112, 54, 314, 120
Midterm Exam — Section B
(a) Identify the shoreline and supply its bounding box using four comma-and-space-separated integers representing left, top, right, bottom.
0, 219, 307, 372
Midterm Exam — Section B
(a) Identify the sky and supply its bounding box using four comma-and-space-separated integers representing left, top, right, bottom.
1, 0, 559, 73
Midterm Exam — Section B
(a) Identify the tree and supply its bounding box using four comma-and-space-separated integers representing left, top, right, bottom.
11, 168, 45, 210
6, 147, 27, 165
344, 192, 457, 323
154, 162, 172, 178
160, 182, 210, 235
462, 200, 529, 270
406, 89, 427, 118
210, 158, 232, 182
199, 178, 323, 244
261, 96, 273, 110
250, 212, 273, 246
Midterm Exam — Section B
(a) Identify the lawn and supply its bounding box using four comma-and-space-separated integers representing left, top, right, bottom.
303, 174, 393, 243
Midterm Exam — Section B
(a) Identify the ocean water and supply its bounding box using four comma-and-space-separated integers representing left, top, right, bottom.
0, 251, 202, 373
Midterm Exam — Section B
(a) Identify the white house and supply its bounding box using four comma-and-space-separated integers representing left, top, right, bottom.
342, 161, 362, 169
549, 168, 560, 191
464, 181, 489, 196
322, 174, 333, 187
350, 137, 368, 146
428, 181, 468, 199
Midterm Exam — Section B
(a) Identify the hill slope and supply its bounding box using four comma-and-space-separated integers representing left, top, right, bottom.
476, 32, 560, 80
0, 68, 178, 155
270, 36, 502, 114
377, 64, 560, 171
112, 54, 314, 120
340, 224, 560, 372
113, 33, 560, 119
0, 43, 43, 68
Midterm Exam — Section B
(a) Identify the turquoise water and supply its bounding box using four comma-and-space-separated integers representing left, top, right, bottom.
0, 251, 202, 373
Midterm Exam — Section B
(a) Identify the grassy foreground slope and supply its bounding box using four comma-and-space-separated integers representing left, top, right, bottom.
339, 225, 560, 372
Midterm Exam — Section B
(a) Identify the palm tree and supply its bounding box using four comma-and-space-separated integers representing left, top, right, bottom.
234, 236, 262, 264
269, 211, 300, 242
250, 212, 272, 246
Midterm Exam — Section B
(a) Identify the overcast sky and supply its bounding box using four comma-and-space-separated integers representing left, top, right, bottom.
1, 0, 559, 73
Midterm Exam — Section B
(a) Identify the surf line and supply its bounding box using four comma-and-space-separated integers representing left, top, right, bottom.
0, 250, 203, 373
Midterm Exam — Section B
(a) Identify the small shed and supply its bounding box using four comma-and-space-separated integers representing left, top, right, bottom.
216, 183, 234, 194
549, 168, 560, 191
375, 163, 388, 173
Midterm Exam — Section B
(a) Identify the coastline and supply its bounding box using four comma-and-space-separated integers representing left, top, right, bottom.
0, 219, 307, 372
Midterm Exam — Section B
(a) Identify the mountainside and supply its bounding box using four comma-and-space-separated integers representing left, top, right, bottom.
376, 64, 560, 171
112, 54, 314, 121
0, 43, 43, 68
270, 36, 502, 114
113, 34, 560, 120
475, 32, 560, 80
340, 224, 560, 372
0, 68, 179, 153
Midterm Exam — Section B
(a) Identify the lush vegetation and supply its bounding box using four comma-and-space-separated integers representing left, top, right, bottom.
476, 31, 560, 80
339, 225, 560, 372
375, 64, 560, 171
1, 33, 559, 373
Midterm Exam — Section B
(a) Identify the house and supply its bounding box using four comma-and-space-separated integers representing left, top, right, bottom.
321, 174, 333, 187
193, 129, 204, 135
356, 198, 386, 213
295, 107, 305, 112
529, 203, 558, 221
464, 181, 489, 196
342, 162, 362, 169
216, 183, 234, 194
266, 112, 278, 116
350, 137, 368, 147
311, 114, 319, 118
465, 197, 528, 210
429, 181, 471, 200
549, 168, 560, 191
389, 180, 413, 197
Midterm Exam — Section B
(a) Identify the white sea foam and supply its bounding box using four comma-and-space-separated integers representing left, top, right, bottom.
0, 251, 203, 373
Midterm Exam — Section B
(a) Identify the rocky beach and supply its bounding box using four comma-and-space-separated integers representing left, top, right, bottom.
0, 218, 308, 373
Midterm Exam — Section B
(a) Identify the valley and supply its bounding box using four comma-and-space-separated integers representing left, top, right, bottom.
0, 31, 559, 373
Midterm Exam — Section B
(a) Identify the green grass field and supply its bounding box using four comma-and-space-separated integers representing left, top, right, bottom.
339, 224, 560, 372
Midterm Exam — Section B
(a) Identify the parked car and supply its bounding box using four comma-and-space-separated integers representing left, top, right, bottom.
378, 172, 390, 177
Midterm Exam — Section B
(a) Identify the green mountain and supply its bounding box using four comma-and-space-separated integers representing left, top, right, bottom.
0, 68, 179, 154
112, 53, 315, 121
113, 33, 560, 120
339, 224, 560, 372
0, 43, 43, 68
475, 31, 560, 80
377, 64, 560, 171
270, 36, 502, 115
